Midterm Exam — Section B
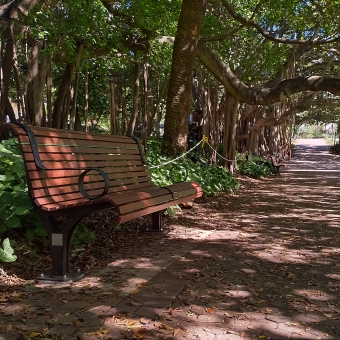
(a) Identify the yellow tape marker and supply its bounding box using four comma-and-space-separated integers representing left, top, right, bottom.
202, 135, 208, 148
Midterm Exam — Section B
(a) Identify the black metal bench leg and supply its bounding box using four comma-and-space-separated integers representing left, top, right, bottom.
36, 212, 85, 283
146, 211, 163, 232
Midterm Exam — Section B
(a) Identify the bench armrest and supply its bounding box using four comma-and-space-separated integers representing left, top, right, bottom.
78, 168, 110, 200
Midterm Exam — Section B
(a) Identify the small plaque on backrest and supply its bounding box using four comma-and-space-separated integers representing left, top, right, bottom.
52, 234, 63, 246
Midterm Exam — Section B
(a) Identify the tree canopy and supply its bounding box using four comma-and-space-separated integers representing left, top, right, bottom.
0, 0, 339, 157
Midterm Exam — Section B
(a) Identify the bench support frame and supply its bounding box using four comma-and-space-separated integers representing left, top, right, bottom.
34, 203, 166, 282
148, 211, 163, 232
35, 202, 111, 282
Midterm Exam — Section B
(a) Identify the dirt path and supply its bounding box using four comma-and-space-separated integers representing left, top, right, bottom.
1, 140, 340, 340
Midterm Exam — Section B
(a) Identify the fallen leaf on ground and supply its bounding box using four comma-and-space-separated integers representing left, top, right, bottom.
125, 320, 136, 326
161, 323, 173, 330
140, 317, 149, 324
173, 328, 181, 336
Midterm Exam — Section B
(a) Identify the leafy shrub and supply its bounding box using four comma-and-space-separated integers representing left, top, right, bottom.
0, 139, 34, 230
146, 138, 240, 195
237, 154, 274, 178
0, 138, 46, 262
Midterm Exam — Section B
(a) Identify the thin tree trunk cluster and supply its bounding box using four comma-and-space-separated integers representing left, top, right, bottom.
190, 71, 293, 172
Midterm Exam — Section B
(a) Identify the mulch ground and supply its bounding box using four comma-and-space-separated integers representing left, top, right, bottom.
1, 169, 340, 339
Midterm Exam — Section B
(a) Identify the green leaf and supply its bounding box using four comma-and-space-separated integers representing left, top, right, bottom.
166, 207, 175, 216
0, 173, 15, 182
5, 215, 21, 229
0, 238, 17, 262
14, 206, 30, 216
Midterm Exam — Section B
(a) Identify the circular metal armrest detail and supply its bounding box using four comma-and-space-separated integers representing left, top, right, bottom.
78, 168, 110, 200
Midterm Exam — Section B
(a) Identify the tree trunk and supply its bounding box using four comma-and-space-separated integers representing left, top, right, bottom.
126, 59, 141, 136
25, 40, 50, 126
147, 78, 167, 138
1, 26, 15, 123
69, 70, 80, 130
84, 67, 89, 132
46, 62, 53, 127
12, 32, 25, 121
142, 60, 149, 146
222, 91, 238, 172
52, 43, 84, 129
163, 0, 207, 154
121, 85, 127, 135
109, 75, 117, 135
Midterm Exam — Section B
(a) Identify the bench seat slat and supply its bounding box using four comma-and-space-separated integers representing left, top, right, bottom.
112, 183, 203, 215
118, 189, 199, 215
118, 193, 175, 214
104, 187, 173, 206
35, 194, 104, 210
118, 192, 203, 224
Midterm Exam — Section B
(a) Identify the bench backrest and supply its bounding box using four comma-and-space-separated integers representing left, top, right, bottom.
9, 124, 154, 211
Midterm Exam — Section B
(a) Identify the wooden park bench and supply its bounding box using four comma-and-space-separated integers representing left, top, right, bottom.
7, 122, 203, 283
270, 155, 285, 174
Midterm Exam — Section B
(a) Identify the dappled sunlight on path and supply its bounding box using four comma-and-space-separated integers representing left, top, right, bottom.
284, 138, 340, 173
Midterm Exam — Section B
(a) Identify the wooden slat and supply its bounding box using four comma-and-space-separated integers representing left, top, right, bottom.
118, 193, 175, 214
29, 171, 151, 190
24, 159, 145, 171
34, 181, 157, 206
105, 187, 172, 206
26, 165, 148, 180
116, 186, 202, 215
37, 182, 158, 211
10, 124, 136, 144
21, 144, 141, 155
22, 152, 142, 163
36, 195, 99, 211
30, 180, 158, 199
118, 191, 203, 224
30, 176, 154, 198
34, 191, 85, 205
165, 182, 203, 199
19, 135, 139, 149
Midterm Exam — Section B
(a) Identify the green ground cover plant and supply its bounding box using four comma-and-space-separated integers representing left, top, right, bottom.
237, 153, 275, 178
146, 138, 240, 196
